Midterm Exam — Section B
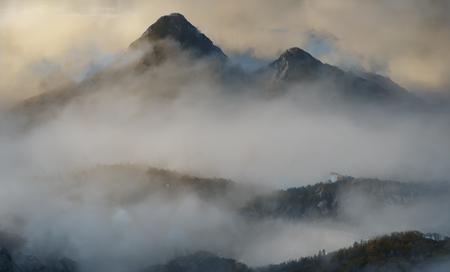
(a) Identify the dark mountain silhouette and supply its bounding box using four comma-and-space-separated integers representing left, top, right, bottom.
10, 13, 424, 127
10, 13, 228, 127
130, 13, 227, 66
268, 48, 326, 82
262, 47, 415, 103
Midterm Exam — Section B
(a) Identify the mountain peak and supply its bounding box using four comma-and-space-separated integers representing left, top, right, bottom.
268, 47, 323, 82
142, 13, 197, 40
274, 47, 322, 68
130, 13, 227, 61
281, 47, 318, 61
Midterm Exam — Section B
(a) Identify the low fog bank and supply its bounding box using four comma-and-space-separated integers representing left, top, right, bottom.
1, 166, 449, 269
0, 163, 358, 269
3, 55, 450, 186
0, 50, 449, 271
338, 185, 450, 236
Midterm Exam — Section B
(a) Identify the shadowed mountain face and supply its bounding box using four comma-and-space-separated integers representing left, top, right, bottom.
130, 13, 227, 65
264, 47, 413, 103
268, 48, 325, 82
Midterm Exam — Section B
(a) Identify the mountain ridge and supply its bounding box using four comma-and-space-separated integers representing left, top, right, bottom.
10, 13, 424, 128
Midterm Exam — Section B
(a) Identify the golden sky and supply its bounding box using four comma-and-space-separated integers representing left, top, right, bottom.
1, 0, 449, 100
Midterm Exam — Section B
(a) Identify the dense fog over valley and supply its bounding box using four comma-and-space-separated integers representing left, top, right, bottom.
0, 1, 450, 272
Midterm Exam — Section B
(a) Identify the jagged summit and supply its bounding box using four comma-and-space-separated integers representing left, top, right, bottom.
130, 13, 227, 61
